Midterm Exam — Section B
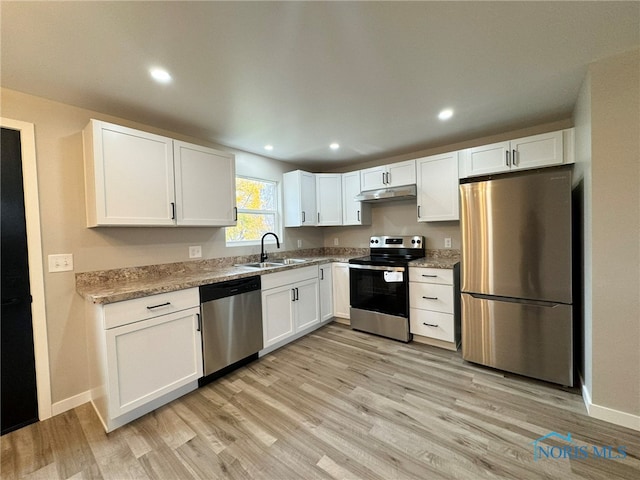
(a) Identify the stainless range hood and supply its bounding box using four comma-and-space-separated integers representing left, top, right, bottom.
354, 184, 417, 203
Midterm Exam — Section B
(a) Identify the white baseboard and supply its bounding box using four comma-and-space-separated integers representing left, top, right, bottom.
51, 390, 91, 416
580, 374, 640, 432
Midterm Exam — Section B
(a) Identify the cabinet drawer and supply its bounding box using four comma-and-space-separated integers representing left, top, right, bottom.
410, 309, 454, 342
409, 267, 453, 285
103, 288, 199, 329
409, 283, 453, 314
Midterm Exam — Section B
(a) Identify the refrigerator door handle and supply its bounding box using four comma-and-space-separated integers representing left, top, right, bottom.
466, 292, 564, 308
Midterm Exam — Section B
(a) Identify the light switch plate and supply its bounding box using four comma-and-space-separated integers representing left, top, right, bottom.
48, 254, 73, 272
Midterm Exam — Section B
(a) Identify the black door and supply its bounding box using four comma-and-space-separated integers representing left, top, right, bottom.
1, 127, 39, 435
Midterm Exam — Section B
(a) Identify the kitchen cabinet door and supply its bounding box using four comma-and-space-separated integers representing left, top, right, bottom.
173, 141, 236, 226
294, 277, 320, 331
262, 285, 295, 348
283, 170, 317, 226
83, 119, 176, 226
464, 141, 511, 177
319, 265, 333, 323
511, 131, 563, 170
342, 171, 371, 225
316, 174, 343, 226
360, 165, 387, 191
416, 152, 459, 222
105, 307, 202, 418
386, 159, 416, 187
332, 262, 350, 320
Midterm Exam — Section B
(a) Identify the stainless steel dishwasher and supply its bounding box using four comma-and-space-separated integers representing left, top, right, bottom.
198, 275, 262, 386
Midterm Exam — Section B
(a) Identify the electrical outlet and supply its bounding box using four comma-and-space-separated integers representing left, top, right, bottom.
189, 246, 202, 258
444, 237, 452, 248
48, 254, 73, 272
333, 238, 339, 246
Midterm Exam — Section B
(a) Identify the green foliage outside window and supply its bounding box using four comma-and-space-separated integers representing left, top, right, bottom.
226, 177, 278, 243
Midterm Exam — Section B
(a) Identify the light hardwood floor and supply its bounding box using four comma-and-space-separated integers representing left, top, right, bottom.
2, 323, 639, 479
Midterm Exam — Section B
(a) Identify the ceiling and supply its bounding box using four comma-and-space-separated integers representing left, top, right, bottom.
1, 2, 638, 169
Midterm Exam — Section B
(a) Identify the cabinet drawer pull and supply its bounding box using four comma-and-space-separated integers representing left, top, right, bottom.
422, 296, 438, 300
382, 172, 386, 185
320, 268, 324, 280
146, 302, 171, 310
318, 212, 320, 223
233, 207, 238, 221
196, 313, 201, 332
512, 149, 517, 166
291, 289, 296, 302
423, 322, 439, 328
295, 287, 299, 301
357, 210, 360, 222
386, 172, 390, 184
302, 211, 306, 223
421, 274, 437, 278
170, 202, 176, 220
417, 205, 421, 218
505, 150, 510, 166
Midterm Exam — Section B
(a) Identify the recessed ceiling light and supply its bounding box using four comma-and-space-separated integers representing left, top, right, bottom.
329, 143, 340, 150
150, 68, 172, 83
438, 108, 454, 120
264, 144, 274, 151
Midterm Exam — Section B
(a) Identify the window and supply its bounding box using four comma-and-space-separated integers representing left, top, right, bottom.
225, 176, 280, 245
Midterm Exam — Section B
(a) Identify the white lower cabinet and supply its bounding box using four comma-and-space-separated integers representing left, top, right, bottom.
261, 266, 320, 353
86, 288, 202, 432
409, 267, 459, 349
331, 262, 350, 320
319, 264, 334, 323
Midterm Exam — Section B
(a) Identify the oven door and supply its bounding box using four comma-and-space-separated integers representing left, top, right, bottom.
349, 264, 408, 318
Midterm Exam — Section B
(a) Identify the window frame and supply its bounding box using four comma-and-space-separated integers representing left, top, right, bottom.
225, 175, 282, 247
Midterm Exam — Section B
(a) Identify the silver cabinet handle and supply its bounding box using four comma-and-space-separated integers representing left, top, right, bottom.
302, 211, 306, 223
357, 210, 360, 222
318, 212, 320, 223
423, 322, 439, 327
417, 205, 421, 218
512, 149, 517, 166
506, 150, 510, 167
382, 172, 386, 185
422, 296, 438, 300
386, 172, 390, 184
147, 302, 171, 310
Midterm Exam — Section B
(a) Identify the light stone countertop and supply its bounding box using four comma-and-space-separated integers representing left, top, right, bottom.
76, 248, 459, 305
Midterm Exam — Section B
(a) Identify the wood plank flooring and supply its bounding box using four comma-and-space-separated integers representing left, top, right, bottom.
2, 323, 639, 479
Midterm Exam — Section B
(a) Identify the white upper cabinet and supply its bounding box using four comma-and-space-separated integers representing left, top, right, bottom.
316, 174, 343, 226
342, 171, 371, 226
173, 141, 236, 226
360, 159, 416, 191
461, 130, 568, 178
84, 120, 176, 226
83, 119, 236, 227
283, 170, 317, 227
416, 152, 460, 222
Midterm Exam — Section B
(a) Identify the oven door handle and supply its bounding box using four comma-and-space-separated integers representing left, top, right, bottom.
348, 264, 406, 273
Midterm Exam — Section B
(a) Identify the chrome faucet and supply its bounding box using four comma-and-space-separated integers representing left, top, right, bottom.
260, 232, 280, 262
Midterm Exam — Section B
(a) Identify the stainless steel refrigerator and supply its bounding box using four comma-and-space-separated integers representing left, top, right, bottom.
460, 166, 573, 386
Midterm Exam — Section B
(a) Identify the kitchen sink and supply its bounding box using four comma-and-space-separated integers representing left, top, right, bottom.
237, 262, 284, 269
236, 258, 308, 269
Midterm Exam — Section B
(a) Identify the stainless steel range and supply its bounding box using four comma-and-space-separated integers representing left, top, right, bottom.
349, 235, 425, 342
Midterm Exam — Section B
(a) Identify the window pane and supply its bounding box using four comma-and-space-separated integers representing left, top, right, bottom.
225, 212, 276, 242
236, 178, 276, 211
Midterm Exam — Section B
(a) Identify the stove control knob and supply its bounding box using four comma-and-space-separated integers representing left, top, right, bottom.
416, 238, 421, 243
375, 239, 379, 244
370, 239, 375, 244
411, 239, 415, 244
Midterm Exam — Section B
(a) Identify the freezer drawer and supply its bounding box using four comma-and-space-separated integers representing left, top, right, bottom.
461, 293, 573, 386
